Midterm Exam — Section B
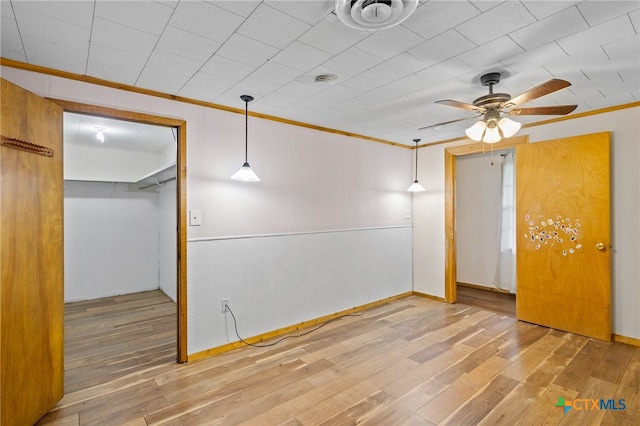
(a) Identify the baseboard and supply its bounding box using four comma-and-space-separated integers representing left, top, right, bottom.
188, 291, 414, 362
613, 334, 640, 348
411, 291, 446, 303
457, 281, 512, 294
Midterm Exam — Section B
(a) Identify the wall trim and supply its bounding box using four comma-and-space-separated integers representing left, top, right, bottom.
188, 291, 413, 362
187, 225, 412, 243
411, 291, 447, 303
613, 334, 640, 348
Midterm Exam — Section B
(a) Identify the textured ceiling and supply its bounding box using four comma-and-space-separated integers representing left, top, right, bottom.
1, 0, 638, 146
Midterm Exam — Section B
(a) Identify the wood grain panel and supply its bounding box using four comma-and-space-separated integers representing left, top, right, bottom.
1, 78, 64, 425
516, 132, 611, 341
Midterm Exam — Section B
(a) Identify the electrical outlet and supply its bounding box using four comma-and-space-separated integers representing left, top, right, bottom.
221, 298, 230, 313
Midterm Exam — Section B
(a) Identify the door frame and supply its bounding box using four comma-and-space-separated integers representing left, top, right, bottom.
49, 99, 188, 363
444, 135, 529, 303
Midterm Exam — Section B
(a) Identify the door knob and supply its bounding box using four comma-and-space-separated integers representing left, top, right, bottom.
596, 242, 606, 251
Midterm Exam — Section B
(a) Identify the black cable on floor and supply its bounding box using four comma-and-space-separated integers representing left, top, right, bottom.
226, 305, 364, 348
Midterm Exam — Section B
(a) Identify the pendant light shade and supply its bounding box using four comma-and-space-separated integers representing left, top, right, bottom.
231, 95, 260, 182
407, 138, 425, 192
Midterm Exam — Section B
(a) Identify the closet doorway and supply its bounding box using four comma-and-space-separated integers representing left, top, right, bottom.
53, 100, 187, 363
455, 148, 516, 316
444, 135, 528, 308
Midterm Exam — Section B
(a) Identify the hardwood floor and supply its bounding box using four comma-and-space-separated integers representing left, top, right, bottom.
37, 291, 639, 425
456, 284, 516, 317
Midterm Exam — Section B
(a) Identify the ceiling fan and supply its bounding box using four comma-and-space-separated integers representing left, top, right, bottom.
420, 72, 578, 143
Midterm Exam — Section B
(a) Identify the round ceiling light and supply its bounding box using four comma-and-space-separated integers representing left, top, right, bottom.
335, 0, 418, 30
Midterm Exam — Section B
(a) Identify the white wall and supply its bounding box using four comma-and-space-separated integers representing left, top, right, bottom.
455, 152, 504, 288
158, 179, 177, 302
414, 106, 640, 340
64, 181, 160, 302
189, 227, 412, 353
1, 66, 414, 356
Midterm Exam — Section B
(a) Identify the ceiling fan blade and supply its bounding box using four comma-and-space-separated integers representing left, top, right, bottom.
507, 79, 572, 107
509, 105, 578, 116
418, 114, 482, 131
435, 99, 484, 112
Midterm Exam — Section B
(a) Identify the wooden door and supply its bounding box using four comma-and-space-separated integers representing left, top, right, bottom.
1, 78, 64, 424
516, 132, 610, 341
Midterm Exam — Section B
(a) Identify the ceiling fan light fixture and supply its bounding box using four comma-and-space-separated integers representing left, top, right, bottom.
465, 121, 486, 141
498, 117, 521, 138
483, 123, 501, 144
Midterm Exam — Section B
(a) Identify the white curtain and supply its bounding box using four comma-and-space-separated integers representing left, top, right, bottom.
494, 152, 517, 293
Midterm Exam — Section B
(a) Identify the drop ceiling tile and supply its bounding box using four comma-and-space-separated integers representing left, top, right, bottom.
21, 35, 88, 74
253, 91, 300, 111
11, 0, 93, 27
298, 13, 368, 55
520, 1, 579, 20
12, 7, 90, 52
216, 34, 280, 67
500, 42, 568, 73
315, 82, 360, 103
577, 1, 640, 26
457, 36, 524, 69
619, 69, 640, 87
251, 61, 302, 86
170, 1, 245, 42
456, 1, 536, 45
558, 15, 636, 56
276, 80, 326, 101
86, 44, 147, 85
373, 53, 431, 80
229, 76, 281, 98
322, 46, 384, 78
356, 24, 426, 60
209, 0, 260, 17
178, 71, 236, 99
1, 10, 26, 61
237, 4, 311, 49
510, 7, 589, 50
271, 41, 333, 72
95, 1, 173, 35
408, 30, 476, 65
145, 49, 204, 78
156, 26, 222, 62
136, 67, 191, 94
200, 56, 254, 81
403, 1, 480, 40
631, 8, 640, 32
557, 46, 620, 74
266, 0, 334, 25
414, 58, 474, 86
91, 17, 159, 56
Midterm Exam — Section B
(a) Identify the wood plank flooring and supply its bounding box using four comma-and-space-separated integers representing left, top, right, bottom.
37, 291, 639, 425
456, 285, 516, 317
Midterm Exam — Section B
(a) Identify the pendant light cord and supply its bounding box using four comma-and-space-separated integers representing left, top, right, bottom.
414, 138, 420, 181
244, 100, 249, 164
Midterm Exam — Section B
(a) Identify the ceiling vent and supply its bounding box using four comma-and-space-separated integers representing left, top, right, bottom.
335, 0, 418, 30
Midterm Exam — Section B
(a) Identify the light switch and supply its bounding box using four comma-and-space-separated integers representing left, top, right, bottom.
404, 209, 412, 219
190, 210, 201, 226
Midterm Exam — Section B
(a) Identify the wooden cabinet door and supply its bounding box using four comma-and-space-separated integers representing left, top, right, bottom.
515, 132, 611, 341
1, 78, 64, 424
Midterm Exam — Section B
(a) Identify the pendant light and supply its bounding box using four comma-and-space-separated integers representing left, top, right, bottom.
407, 138, 425, 192
231, 95, 260, 182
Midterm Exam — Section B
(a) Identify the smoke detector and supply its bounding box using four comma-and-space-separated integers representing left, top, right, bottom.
335, 0, 418, 30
